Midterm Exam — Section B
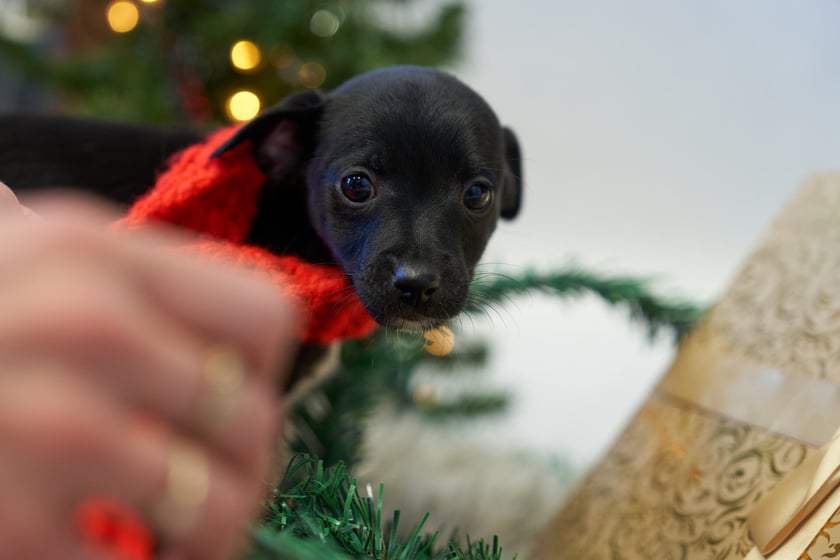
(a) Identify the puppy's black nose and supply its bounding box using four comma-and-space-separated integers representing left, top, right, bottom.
393, 266, 441, 307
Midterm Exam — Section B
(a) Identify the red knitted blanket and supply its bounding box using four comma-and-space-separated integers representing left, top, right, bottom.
117, 125, 378, 344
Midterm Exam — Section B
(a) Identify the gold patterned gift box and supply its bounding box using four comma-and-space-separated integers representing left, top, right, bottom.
529, 174, 840, 560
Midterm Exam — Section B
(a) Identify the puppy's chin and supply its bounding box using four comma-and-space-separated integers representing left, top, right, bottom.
380, 316, 446, 334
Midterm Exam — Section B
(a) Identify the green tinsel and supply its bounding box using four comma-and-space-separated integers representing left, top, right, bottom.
246, 456, 513, 560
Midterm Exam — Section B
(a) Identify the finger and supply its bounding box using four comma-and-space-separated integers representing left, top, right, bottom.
0, 370, 151, 560
18, 189, 123, 228
0, 366, 270, 560
134, 249, 300, 379
113, 240, 301, 380
0, 471, 61, 559
0, 192, 299, 388
0, 180, 19, 209
0, 180, 26, 223
0, 181, 43, 223
0, 481, 99, 560
0, 258, 281, 470
13, 195, 301, 382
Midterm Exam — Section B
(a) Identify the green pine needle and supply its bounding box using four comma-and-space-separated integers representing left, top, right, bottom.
467, 268, 703, 342
418, 393, 510, 420
248, 456, 514, 560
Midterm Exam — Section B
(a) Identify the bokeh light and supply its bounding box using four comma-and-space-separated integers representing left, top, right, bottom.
298, 61, 326, 89
230, 40, 262, 72
309, 10, 340, 37
226, 90, 261, 122
106, 0, 140, 33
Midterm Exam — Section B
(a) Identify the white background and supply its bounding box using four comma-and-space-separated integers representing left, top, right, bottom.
446, 0, 840, 469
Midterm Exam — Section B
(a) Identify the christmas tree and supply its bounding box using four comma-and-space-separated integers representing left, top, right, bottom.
0, 0, 465, 123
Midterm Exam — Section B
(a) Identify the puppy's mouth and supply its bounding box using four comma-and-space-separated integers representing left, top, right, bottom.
354, 290, 451, 331
377, 314, 447, 333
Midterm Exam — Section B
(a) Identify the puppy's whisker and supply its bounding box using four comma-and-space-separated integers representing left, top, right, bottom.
475, 305, 498, 329
453, 310, 477, 338
464, 281, 518, 335
336, 291, 363, 310
470, 267, 528, 314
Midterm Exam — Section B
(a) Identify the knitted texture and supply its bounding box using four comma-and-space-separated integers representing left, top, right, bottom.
118, 125, 378, 344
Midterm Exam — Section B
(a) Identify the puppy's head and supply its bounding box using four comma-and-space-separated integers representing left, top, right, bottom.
218, 66, 522, 331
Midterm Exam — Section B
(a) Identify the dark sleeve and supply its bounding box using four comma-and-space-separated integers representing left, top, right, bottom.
0, 113, 203, 206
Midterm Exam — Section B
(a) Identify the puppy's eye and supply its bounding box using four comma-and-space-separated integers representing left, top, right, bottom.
463, 183, 494, 212
339, 174, 375, 204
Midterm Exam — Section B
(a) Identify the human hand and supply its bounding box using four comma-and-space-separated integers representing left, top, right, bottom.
0, 182, 300, 559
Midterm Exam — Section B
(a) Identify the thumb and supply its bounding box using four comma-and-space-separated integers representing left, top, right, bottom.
0, 181, 42, 224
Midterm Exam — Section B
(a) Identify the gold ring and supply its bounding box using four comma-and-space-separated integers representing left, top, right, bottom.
153, 442, 210, 537
197, 344, 246, 434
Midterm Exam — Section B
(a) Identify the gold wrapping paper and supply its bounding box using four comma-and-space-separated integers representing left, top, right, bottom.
748, 428, 840, 555
529, 174, 840, 560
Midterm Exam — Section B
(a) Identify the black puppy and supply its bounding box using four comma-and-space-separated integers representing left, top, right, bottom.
0, 65, 522, 332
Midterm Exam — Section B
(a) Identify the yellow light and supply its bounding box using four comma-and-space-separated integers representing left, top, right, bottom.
226, 90, 261, 122
106, 0, 139, 33
298, 61, 326, 89
139, 0, 160, 3
230, 40, 262, 72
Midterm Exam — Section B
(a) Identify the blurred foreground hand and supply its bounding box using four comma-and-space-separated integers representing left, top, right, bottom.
0, 181, 300, 560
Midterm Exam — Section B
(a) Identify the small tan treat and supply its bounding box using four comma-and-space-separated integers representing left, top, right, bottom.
423, 325, 455, 356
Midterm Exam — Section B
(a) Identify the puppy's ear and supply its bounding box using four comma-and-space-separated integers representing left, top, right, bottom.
211, 89, 326, 181
500, 126, 523, 220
